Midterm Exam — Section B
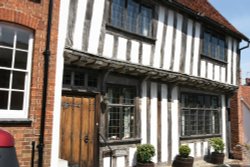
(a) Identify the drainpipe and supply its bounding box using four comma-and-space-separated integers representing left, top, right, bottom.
37, 0, 53, 166
239, 39, 250, 51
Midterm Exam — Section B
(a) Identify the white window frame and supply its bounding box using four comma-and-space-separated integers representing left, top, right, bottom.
0, 23, 33, 119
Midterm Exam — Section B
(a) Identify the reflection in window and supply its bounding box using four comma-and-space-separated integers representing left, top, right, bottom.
202, 31, 225, 61
111, 0, 153, 37
107, 86, 136, 140
0, 23, 33, 117
180, 93, 221, 137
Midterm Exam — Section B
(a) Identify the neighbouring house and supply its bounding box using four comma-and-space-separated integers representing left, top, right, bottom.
0, 0, 59, 167
230, 78, 250, 160
49, 0, 249, 167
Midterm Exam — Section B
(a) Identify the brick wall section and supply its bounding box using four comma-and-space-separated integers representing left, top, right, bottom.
230, 85, 250, 159
0, 0, 59, 167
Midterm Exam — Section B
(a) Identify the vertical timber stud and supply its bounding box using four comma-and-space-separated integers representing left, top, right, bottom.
37, 0, 53, 166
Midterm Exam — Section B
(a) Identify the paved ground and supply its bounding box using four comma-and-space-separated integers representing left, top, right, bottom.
194, 158, 250, 167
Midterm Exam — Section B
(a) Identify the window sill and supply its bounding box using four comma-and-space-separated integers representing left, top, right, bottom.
106, 24, 156, 45
200, 54, 227, 65
0, 119, 32, 126
180, 134, 221, 140
100, 138, 141, 146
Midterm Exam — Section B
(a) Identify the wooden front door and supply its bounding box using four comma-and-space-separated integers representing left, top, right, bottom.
60, 95, 96, 167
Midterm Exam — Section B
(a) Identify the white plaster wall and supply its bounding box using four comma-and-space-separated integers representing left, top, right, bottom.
103, 34, 114, 58
200, 60, 206, 78
227, 37, 232, 84
163, 10, 174, 70
161, 84, 168, 162
153, 6, 165, 68
243, 104, 250, 144
207, 62, 213, 80
173, 14, 183, 72
130, 41, 139, 64
221, 67, 226, 83
221, 95, 227, 154
142, 43, 151, 66
72, 0, 87, 50
150, 82, 158, 162
192, 22, 201, 76
171, 86, 179, 160
103, 157, 111, 167
232, 40, 237, 85
116, 157, 125, 167
184, 19, 193, 75
214, 65, 220, 81
129, 147, 137, 167
117, 37, 127, 61
88, 0, 105, 54
141, 81, 147, 144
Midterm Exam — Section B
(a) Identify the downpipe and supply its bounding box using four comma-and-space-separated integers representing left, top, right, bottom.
37, 0, 53, 166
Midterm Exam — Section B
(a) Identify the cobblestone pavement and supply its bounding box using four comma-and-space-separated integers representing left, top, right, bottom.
193, 158, 250, 167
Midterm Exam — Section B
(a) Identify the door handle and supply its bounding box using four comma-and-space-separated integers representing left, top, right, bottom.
84, 135, 89, 144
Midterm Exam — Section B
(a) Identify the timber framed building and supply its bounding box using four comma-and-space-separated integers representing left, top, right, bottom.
51, 0, 249, 167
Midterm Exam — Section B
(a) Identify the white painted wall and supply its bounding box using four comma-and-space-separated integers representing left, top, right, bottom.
103, 34, 114, 58
130, 41, 139, 64
171, 86, 179, 160
153, 6, 165, 68
50, 0, 70, 166
200, 60, 206, 78
163, 10, 174, 70
184, 19, 193, 75
150, 82, 158, 162
173, 14, 183, 72
117, 37, 127, 61
88, 0, 105, 54
142, 43, 151, 66
192, 22, 201, 76
232, 40, 237, 85
129, 147, 137, 167
161, 84, 168, 162
116, 157, 125, 167
103, 157, 111, 167
141, 81, 147, 144
227, 37, 232, 84
72, 0, 87, 50
221, 95, 227, 155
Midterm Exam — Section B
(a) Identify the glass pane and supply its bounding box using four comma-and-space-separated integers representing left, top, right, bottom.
123, 87, 135, 104
16, 30, 29, 50
111, 0, 125, 28
74, 72, 85, 86
10, 91, 23, 110
12, 71, 25, 90
108, 107, 120, 139
108, 87, 120, 104
140, 6, 152, 36
219, 40, 225, 61
0, 69, 10, 88
88, 75, 97, 87
203, 33, 210, 56
14, 50, 28, 69
63, 70, 71, 85
211, 37, 218, 58
0, 90, 8, 109
0, 26, 14, 47
0, 47, 13, 67
127, 0, 139, 32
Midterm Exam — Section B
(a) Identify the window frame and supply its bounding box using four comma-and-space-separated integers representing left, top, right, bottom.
0, 23, 34, 119
106, 84, 137, 141
109, 0, 154, 38
201, 29, 227, 63
180, 92, 222, 139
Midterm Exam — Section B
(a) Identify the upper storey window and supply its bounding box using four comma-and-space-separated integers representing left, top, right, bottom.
111, 0, 153, 37
0, 23, 33, 119
202, 31, 226, 62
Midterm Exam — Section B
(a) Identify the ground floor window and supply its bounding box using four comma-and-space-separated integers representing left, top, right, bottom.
107, 85, 136, 140
180, 93, 221, 137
